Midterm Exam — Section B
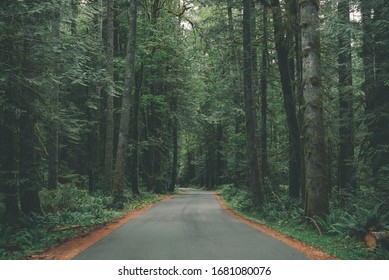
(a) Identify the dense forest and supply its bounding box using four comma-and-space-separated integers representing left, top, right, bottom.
0, 0, 388, 258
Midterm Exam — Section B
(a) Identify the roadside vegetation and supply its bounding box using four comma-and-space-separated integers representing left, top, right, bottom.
0, 185, 166, 260
218, 184, 389, 260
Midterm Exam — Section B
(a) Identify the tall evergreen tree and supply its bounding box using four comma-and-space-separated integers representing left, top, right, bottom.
270, 0, 302, 198
337, 0, 355, 196
243, 0, 263, 206
104, 0, 115, 193
361, 0, 389, 191
301, 0, 329, 218
48, 1, 61, 190
112, 0, 138, 206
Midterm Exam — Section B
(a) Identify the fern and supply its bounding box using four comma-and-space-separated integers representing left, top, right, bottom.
317, 203, 389, 240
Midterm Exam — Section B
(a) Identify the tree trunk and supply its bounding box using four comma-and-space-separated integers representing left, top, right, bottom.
361, 0, 389, 190
227, 0, 244, 185
19, 1, 42, 214
19, 97, 42, 214
243, 0, 264, 206
112, 0, 137, 206
294, 0, 305, 204
71, 0, 78, 36
169, 93, 178, 192
251, 0, 259, 101
337, 0, 355, 197
301, 0, 329, 218
131, 63, 143, 196
271, 0, 302, 198
48, 2, 61, 190
104, 0, 115, 192
0, 101, 20, 223
260, 5, 270, 181
86, 0, 104, 193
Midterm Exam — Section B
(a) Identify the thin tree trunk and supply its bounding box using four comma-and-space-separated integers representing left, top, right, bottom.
251, 0, 259, 100
361, 0, 389, 190
112, 0, 137, 206
301, 0, 329, 218
169, 93, 178, 192
19, 94, 42, 214
0, 4, 20, 224
131, 63, 143, 196
243, 0, 263, 206
0, 102, 20, 223
19, 1, 42, 214
71, 0, 78, 36
104, 0, 115, 192
227, 0, 244, 184
260, 5, 269, 180
271, 0, 301, 198
294, 0, 305, 203
86, 0, 104, 193
48, 3, 61, 190
337, 0, 355, 197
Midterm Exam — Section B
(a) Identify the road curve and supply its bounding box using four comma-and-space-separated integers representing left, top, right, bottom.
73, 188, 308, 260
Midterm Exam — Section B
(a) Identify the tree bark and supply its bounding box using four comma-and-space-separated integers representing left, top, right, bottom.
104, 0, 115, 192
71, 0, 78, 36
271, 0, 302, 198
0, 101, 20, 223
131, 63, 143, 196
112, 0, 137, 206
86, 0, 104, 193
260, 5, 269, 180
337, 0, 355, 196
301, 0, 329, 218
243, 0, 264, 206
169, 92, 178, 192
19, 95, 42, 214
19, 0, 42, 214
227, 0, 245, 184
361, 0, 389, 190
48, 2, 61, 190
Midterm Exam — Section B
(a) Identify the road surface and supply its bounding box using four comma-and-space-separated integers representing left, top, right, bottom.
73, 188, 308, 260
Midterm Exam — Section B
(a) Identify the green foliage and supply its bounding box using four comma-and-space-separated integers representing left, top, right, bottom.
220, 184, 254, 212
218, 184, 383, 259
317, 203, 389, 239
40, 185, 111, 213
0, 185, 164, 259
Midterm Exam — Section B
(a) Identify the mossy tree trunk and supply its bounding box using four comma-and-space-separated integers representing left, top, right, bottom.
243, 0, 264, 206
112, 0, 137, 206
301, 0, 329, 218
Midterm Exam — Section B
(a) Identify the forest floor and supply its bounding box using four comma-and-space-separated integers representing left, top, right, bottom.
30, 191, 333, 260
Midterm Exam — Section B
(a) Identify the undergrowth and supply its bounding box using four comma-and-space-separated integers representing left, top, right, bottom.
218, 184, 389, 260
0, 185, 166, 260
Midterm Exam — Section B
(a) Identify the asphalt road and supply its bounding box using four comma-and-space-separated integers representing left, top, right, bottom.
73, 188, 308, 260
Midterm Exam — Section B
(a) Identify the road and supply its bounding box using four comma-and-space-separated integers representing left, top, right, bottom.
73, 188, 308, 260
